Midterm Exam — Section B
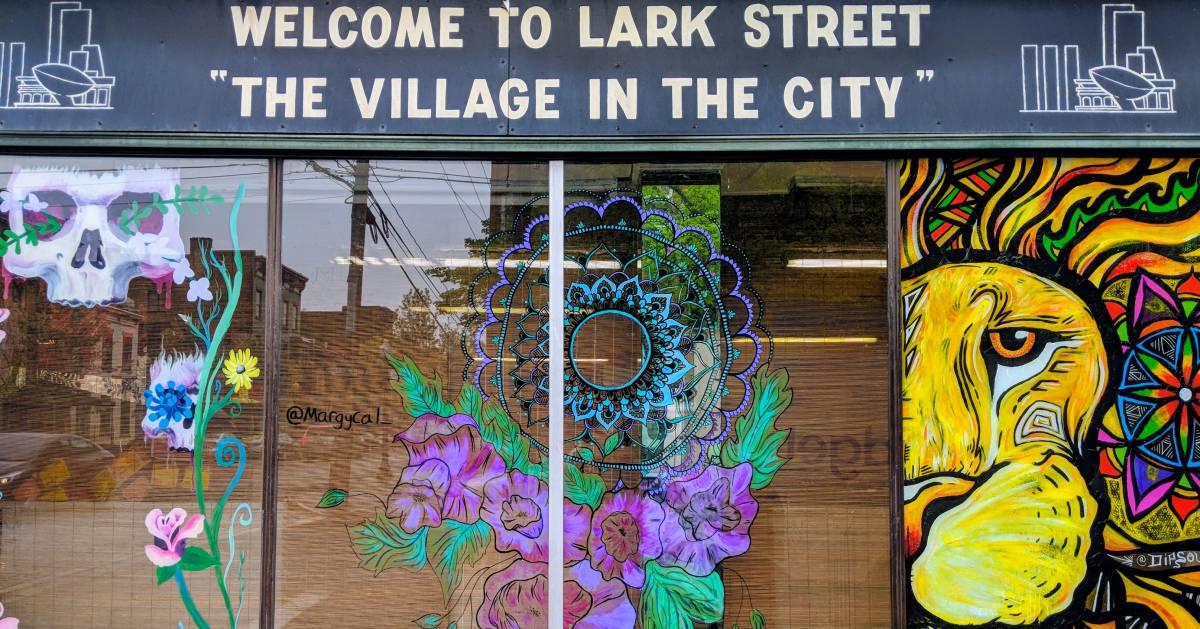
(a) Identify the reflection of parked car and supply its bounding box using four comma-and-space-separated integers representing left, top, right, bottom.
0, 432, 125, 501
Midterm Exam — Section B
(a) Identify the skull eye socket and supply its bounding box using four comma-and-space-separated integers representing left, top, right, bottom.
986, 329, 1042, 363
108, 192, 163, 238
18, 190, 76, 241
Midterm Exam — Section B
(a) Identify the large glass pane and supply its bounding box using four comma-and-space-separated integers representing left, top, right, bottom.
561, 162, 890, 627
0, 157, 269, 627
276, 161, 550, 627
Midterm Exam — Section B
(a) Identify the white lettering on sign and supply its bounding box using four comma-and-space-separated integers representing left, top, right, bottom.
230, 5, 465, 48
219, 4, 939, 128
578, 5, 716, 47
344, 77, 561, 120
741, 3, 928, 47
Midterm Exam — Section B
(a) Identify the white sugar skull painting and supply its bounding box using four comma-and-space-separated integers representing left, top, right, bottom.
1, 166, 190, 307
140, 350, 205, 452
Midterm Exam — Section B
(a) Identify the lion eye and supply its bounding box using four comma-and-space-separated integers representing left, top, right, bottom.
987, 329, 1040, 361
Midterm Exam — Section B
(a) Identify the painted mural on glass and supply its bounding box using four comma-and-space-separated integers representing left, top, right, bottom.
0, 166, 225, 307
137, 183, 257, 629
0, 169, 257, 628
319, 191, 791, 627
902, 157, 1200, 627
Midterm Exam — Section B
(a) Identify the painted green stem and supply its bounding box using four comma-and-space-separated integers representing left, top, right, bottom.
188, 182, 246, 628
174, 568, 210, 629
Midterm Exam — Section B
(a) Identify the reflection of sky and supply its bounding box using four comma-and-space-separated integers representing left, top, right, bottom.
282, 161, 495, 312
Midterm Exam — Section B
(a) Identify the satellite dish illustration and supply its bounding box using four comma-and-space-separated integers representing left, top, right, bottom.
31, 63, 96, 106
1019, 3, 1175, 114
1089, 65, 1156, 108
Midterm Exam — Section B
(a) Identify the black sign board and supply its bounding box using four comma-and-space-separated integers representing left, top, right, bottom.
0, 1, 1195, 136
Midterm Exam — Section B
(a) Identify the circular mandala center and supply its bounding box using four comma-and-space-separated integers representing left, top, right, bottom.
570, 310, 650, 391
1181, 388, 1194, 402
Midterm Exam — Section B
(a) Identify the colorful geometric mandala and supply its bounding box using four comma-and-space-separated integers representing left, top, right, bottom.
466, 191, 770, 476
1100, 271, 1200, 522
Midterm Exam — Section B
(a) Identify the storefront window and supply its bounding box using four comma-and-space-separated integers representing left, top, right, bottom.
0, 157, 269, 627
275, 159, 890, 627
276, 161, 551, 627
561, 162, 890, 627
0, 157, 891, 628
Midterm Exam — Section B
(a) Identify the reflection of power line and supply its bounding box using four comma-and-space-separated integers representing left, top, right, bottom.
303, 159, 451, 337
463, 160, 489, 223
333, 159, 446, 300
371, 168, 446, 294
330, 160, 472, 299
371, 165, 493, 185
439, 160, 482, 237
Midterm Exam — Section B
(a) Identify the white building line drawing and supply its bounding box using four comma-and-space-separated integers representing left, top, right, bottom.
0, 1, 115, 109
1020, 3, 1175, 114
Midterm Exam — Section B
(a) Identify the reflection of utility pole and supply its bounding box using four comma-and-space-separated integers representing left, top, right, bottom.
330, 160, 370, 493
346, 160, 369, 333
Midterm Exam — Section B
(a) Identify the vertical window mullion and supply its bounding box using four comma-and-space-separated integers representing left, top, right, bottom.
259, 156, 284, 629
886, 158, 905, 629
548, 159, 566, 627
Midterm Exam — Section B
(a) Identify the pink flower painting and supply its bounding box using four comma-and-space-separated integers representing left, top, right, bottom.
144, 508, 205, 568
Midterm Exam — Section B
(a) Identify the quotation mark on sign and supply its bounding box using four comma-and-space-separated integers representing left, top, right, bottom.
209, 69, 228, 82
916, 69, 935, 82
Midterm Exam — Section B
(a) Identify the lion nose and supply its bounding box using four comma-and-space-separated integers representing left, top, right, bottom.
904, 476, 976, 557
70, 228, 106, 270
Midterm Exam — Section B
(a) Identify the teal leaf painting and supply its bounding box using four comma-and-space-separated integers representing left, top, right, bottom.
316, 488, 347, 508
178, 546, 218, 572
0, 212, 61, 256
387, 354, 456, 418
719, 367, 792, 489
455, 384, 483, 420
117, 185, 225, 236
564, 462, 605, 510
156, 565, 176, 585
602, 431, 622, 455
348, 509, 428, 575
641, 560, 724, 628
414, 613, 442, 629
752, 608, 766, 629
479, 400, 539, 477
426, 519, 491, 601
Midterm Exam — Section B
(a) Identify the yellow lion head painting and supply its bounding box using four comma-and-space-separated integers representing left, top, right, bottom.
902, 157, 1200, 627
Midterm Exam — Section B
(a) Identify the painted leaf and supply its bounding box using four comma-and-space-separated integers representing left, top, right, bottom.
455, 384, 483, 420
641, 560, 724, 628
414, 614, 441, 629
719, 367, 792, 490
751, 608, 766, 629
426, 519, 491, 601
155, 565, 176, 585
564, 462, 605, 509
317, 488, 347, 508
178, 546, 217, 572
479, 400, 539, 476
387, 353, 455, 418
348, 508, 428, 575
602, 432, 622, 455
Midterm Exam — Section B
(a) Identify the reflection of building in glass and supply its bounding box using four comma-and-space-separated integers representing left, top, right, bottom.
1020, 3, 1174, 113
0, 1, 115, 109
